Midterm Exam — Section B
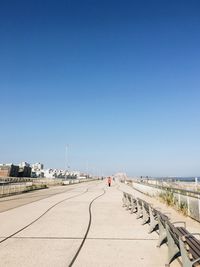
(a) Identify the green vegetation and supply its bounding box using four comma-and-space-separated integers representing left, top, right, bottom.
159, 190, 188, 216
24, 184, 48, 192
179, 201, 188, 216
159, 191, 175, 206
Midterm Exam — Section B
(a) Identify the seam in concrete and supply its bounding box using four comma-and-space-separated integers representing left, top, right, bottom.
0, 236, 158, 241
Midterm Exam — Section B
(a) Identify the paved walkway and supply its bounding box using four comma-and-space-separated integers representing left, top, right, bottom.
0, 180, 191, 266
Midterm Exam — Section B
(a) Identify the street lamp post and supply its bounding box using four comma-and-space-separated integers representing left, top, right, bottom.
65, 145, 69, 180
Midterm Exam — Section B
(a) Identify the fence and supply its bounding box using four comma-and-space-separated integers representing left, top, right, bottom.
0, 182, 48, 197
130, 180, 200, 222
0, 177, 96, 197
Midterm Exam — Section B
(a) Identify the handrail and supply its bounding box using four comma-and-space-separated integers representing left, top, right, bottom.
131, 180, 200, 198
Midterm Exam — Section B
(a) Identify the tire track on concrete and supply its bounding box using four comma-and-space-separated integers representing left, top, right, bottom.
0, 181, 100, 214
0, 187, 92, 245
68, 188, 106, 267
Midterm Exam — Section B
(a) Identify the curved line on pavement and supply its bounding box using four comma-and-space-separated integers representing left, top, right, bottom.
0, 188, 90, 245
68, 188, 106, 267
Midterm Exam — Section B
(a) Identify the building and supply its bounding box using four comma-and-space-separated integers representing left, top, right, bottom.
114, 172, 127, 182
17, 162, 31, 177
18, 166, 32, 178
43, 169, 80, 179
0, 164, 19, 177
31, 163, 44, 178
31, 163, 44, 172
19, 162, 30, 168
43, 169, 57, 179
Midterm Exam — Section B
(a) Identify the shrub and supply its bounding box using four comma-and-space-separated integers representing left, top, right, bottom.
159, 191, 175, 206
159, 191, 188, 216
179, 201, 188, 216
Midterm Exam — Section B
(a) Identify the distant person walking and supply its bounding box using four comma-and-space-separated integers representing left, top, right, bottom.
107, 176, 112, 187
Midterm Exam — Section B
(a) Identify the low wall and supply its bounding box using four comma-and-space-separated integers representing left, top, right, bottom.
0, 178, 97, 198
131, 181, 200, 222
62, 178, 96, 185
0, 182, 47, 197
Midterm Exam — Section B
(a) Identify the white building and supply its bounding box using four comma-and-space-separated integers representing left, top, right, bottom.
43, 169, 56, 179
19, 162, 30, 168
42, 168, 83, 179
32, 163, 44, 172
43, 169, 65, 179
114, 172, 127, 182
31, 163, 44, 178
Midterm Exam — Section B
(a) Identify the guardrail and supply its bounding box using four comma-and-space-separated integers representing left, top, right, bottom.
0, 182, 48, 197
129, 180, 200, 222
0, 178, 97, 198
130, 180, 200, 198
0, 177, 63, 184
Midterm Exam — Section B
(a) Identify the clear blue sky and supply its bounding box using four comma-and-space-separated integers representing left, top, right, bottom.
1, 0, 200, 176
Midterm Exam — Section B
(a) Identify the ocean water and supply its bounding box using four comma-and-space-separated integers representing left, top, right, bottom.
136, 177, 199, 182
172, 177, 199, 182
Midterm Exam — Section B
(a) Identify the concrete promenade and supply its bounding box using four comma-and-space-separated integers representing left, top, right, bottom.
0, 180, 198, 266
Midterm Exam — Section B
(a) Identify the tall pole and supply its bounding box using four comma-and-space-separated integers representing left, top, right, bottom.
86, 160, 88, 178
65, 145, 69, 180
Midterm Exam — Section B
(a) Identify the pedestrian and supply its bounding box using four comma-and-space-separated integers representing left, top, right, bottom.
108, 176, 111, 187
